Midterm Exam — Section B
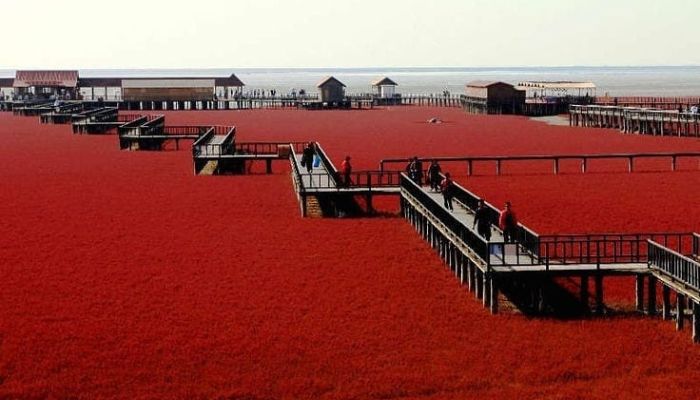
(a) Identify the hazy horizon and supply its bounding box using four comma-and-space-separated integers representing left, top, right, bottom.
2, 0, 699, 69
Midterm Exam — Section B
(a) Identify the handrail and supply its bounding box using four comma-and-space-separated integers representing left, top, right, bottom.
401, 173, 491, 265
648, 240, 700, 293
191, 128, 216, 157
313, 142, 340, 186
445, 175, 540, 256
380, 152, 700, 175
297, 170, 402, 190
289, 144, 305, 194
533, 232, 694, 267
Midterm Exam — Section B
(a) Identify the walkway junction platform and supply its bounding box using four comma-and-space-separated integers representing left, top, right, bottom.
6, 105, 700, 344
570, 105, 700, 137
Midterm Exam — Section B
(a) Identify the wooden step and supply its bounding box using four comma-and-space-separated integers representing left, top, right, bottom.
199, 160, 218, 175
305, 196, 323, 218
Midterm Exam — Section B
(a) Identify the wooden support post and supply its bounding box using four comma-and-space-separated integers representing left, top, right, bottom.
677, 293, 686, 331
581, 274, 590, 311
635, 274, 645, 313
553, 158, 559, 174
489, 277, 499, 314
693, 301, 700, 343
595, 274, 604, 315
467, 160, 473, 176
366, 194, 373, 215
662, 284, 672, 320
475, 270, 483, 299
581, 158, 587, 173
647, 275, 657, 315
266, 159, 273, 174
628, 157, 634, 173
496, 160, 501, 175
483, 273, 491, 308
672, 156, 677, 172
467, 261, 475, 292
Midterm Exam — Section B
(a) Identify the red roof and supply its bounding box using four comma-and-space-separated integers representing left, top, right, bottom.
14, 70, 79, 88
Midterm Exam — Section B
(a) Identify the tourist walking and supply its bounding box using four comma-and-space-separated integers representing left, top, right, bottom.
440, 172, 454, 211
405, 158, 416, 181
341, 156, 352, 187
414, 157, 424, 185
499, 201, 519, 243
301, 142, 315, 173
427, 160, 442, 191
472, 199, 492, 241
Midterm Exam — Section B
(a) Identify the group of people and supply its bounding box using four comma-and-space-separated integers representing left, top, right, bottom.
301, 143, 353, 188
409, 156, 520, 243
473, 200, 519, 243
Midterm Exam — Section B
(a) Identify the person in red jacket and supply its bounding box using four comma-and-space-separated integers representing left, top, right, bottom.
499, 201, 518, 243
340, 156, 352, 187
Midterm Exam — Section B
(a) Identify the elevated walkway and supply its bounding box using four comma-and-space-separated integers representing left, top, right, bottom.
288, 143, 401, 217
400, 172, 698, 328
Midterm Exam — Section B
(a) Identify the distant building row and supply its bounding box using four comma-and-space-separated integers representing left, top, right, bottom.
0, 70, 400, 103
0, 70, 245, 102
0, 70, 595, 114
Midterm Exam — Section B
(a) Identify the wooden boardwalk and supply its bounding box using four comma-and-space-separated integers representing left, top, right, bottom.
570, 105, 700, 137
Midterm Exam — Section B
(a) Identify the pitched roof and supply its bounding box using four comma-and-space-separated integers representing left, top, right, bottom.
371, 77, 398, 86
466, 80, 513, 88
317, 76, 346, 88
214, 74, 245, 87
14, 70, 79, 88
0, 78, 14, 87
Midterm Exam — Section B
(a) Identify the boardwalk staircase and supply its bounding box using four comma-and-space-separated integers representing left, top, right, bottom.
289, 143, 401, 217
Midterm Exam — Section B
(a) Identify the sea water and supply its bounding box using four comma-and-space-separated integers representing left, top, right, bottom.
2, 66, 699, 97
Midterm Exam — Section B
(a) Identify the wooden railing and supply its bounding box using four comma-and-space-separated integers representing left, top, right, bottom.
649, 239, 700, 292
380, 152, 700, 176
401, 173, 491, 263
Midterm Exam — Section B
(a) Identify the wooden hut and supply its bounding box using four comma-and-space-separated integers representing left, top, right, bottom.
78, 78, 123, 101
372, 77, 398, 99
0, 78, 13, 101
462, 81, 525, 114
13, 70, 79, 100
120, 74, 244, 102
317, 76, 346, 103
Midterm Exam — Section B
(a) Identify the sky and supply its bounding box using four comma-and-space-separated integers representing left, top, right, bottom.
1, 0, 699, 69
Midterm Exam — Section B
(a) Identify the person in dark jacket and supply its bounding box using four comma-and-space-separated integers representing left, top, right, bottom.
414, 158, 424, 185
499, 201, 518, 243
427, 160, 442, 191
440, 172, 454, 211
301, 142, 315, 173
472, 199, 492, 241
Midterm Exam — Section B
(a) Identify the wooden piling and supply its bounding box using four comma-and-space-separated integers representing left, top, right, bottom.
662, 284, 672, 320
647, 275, 657, 315
489, 277, 499, 314
581, 274, 590, 311
693, 301, 700, 343
475, 270, 483, 300
483, 273, 491, 308
677, 293, 686, 331
595, 274, 604, 314
635, 274, 645, 312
